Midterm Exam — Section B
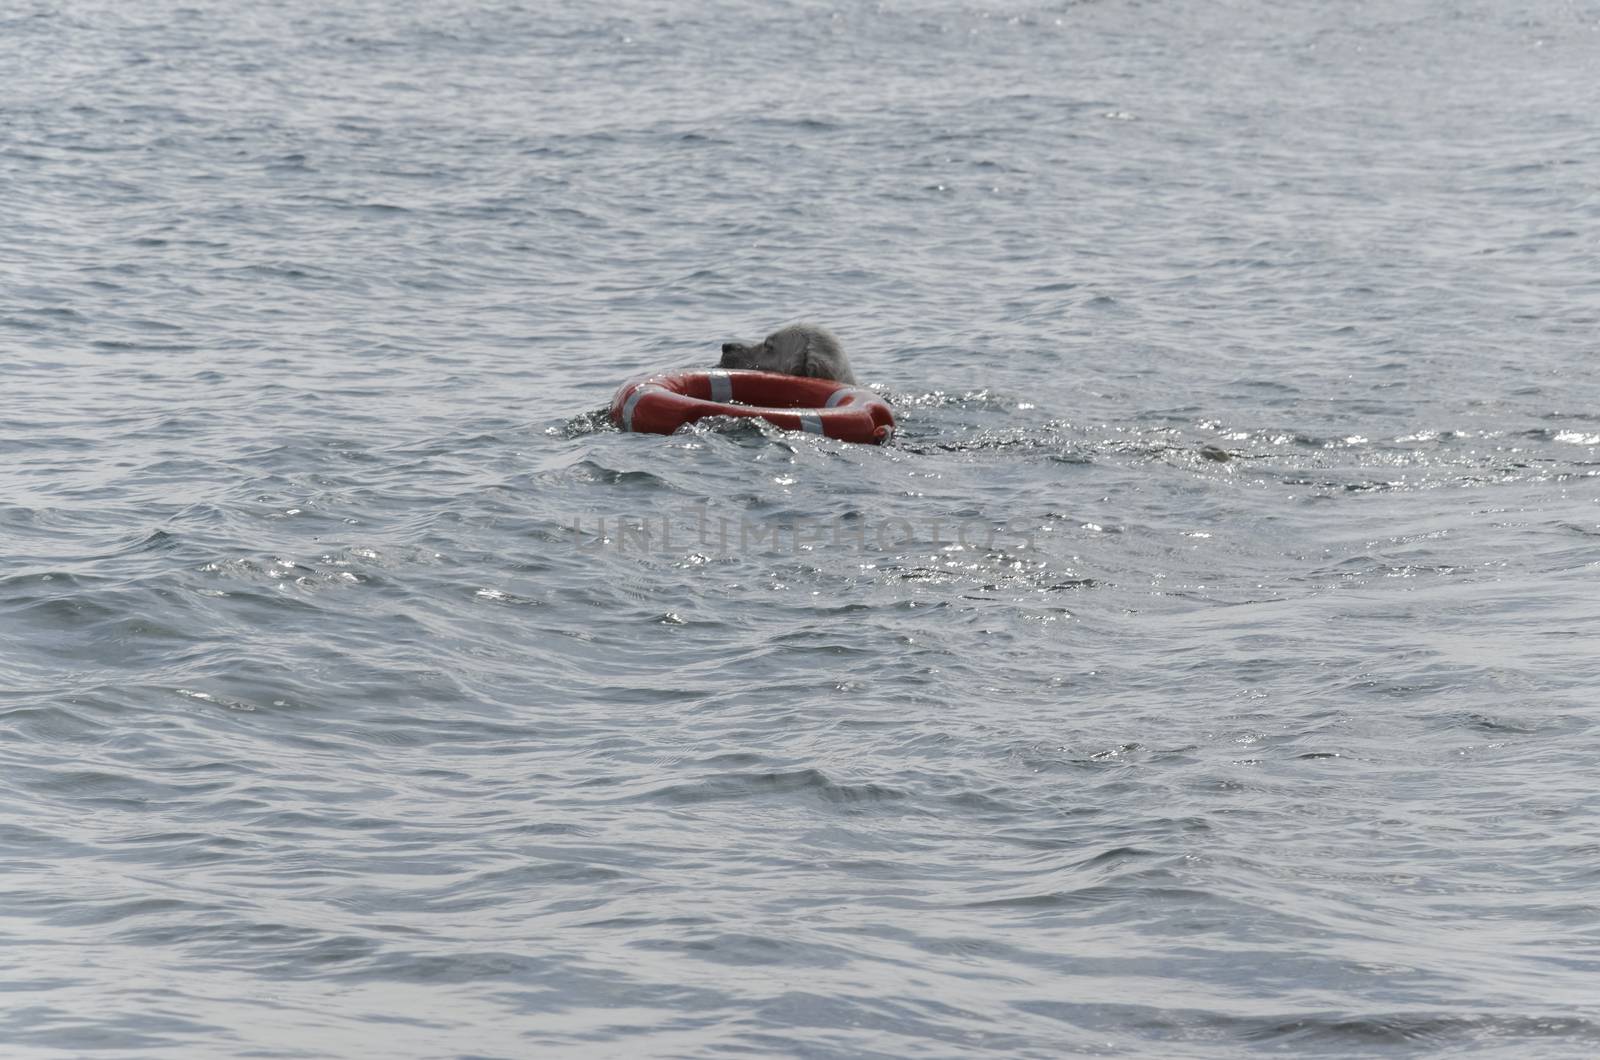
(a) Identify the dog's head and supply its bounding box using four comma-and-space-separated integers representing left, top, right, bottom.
719, 324, 854, 384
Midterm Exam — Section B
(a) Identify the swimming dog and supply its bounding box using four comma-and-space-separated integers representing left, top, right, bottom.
719, 324, 856, 385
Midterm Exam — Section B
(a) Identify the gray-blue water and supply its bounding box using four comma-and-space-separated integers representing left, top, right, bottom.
4, 1, 1599, 1056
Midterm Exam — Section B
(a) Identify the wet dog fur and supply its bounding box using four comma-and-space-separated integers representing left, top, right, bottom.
718, 324, 856, 385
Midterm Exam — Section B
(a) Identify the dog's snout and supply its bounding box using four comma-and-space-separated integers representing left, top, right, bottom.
721, 342, 737, 355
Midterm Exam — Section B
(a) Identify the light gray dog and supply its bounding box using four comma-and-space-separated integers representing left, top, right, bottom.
719, 324, 856, 385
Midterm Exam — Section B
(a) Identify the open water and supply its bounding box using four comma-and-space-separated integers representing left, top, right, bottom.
3, 0, 1599, 1056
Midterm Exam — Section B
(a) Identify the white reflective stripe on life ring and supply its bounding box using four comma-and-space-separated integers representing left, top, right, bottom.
823, 388, 853, 409
796, 411, 824, 434
621, 385, 652, 432
708, 370, 733, 404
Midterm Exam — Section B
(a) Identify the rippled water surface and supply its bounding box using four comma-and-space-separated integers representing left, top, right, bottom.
4, 0, 1600, 1056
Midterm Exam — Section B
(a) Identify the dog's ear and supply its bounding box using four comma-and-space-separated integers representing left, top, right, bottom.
798, 335, 830, 379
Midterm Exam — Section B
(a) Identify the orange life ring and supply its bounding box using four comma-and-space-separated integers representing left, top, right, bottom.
610, 369, 895, 445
